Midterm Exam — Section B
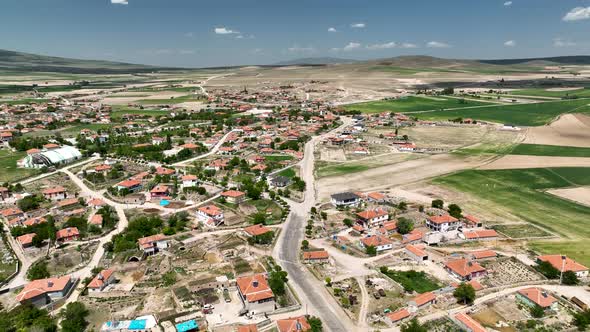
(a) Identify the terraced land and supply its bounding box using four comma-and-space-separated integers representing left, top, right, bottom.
433, 167, 590, 266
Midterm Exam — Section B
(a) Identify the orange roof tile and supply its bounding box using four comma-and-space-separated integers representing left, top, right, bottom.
16, 275, 71, 302
445, 259, 486, 278
455, 313, 486, 332
303, 250, 329, 260
538, 255, 588, 273
517, 287, 557, 308
236, 274, 274, 303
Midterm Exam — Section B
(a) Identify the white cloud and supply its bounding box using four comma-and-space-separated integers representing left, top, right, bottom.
332, 42, 362, 52
184, 32, 194, 38
427, 41, 451, 48
111, 0, 128, 4
563, 7, 590, 22
400, 42, 418, 49
350, 23, 366, 28
328, 27, 337, 32
214, 27, 239, 35
553, 38, 577, 47
287, 46, 316, 53
366, 42, 397, 50
504, 40, 516, 47
504, 1, 512, 6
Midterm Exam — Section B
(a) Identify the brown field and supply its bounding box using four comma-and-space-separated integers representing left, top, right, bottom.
479, 155, 590, 170
524, 114, 590, 147
547, 186, 590, 207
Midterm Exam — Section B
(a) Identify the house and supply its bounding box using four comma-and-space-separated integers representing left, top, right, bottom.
385, 308, 411, 325
138, 234, 168, 255
517, 288, 558, 311
237, 324, 258, 332
197, 205, 225, 227
16, 275, 74, 307
1, 207, 24, 222
17, 233, 36, 248
356, 208, 388, 226
402, 229, 424, 244
236, 273, 275, 313
463, 215, 482, 228
181, 175, 199, 188
87, 198, 107, 208
426, 214, 460, 232
244, 224, 272, 237
330, 192, 361, 207
87, 269, 115, 292
470, 250, 497, 260
156, 167, 176, 176
276, 316, 311, 332
116, 179, 142, 193
302, 250, 330, 264
150, 185, 170, 199
268, 175, 291, 188
366, 192, 387, 203
463, 229, 498, 241
89, 214, 103, 228
444, 258, 486, 281
56, 227, 80, 243
405, 244, 428, 262
42, 186, 67, 201
0, 187, 10, 201
454, 313, 486, 332
221, 190, 246, 204
408, 292, 436, 312
152, 136, 165, 145
361, 235, 393, 252
537, 255, 589, 278
57, 198, 79, 210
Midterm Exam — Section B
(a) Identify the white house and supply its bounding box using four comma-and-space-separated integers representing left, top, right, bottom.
197, 205, 225, 227
181, 175, 199, 188
361, 235, 393, 252
426, 214, 460, 232
330, 192, 361, 207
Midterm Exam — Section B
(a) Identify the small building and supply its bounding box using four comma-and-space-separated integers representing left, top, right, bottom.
276, 316, 311, 332
462, 215, 482, 228
221, 190, 246, 204
16, 275, 74, 307
356, 208, 389, 226
0, 207, 24, 221
42, 186, 67, 201
181, 175, 199, 188
88, 269, 115, 292
197, 204, 224, 227
385, 308, 411, 325
330, 192, 361, 207
426, 214, 460, 232
236, 273, 275, 313
462, 229, 499, 241
0, 187, 10, 201
90, 214, 103, 228
444, 258, 486, 281
116, 179, 142, 193
138, 234, 168, 256
244, 224, 272, 237
268, 175, 291, 188
402, 229, 423, 244
237, 324, 258, 332
517, 288, 558, 311
150, 185, 170, 199
360, 235, 393, 252
17, 233, 36, 248
408, 292, 436, 312
537, 255, 589, 278
405, 244, 428, 262
56, 227, 80, 243
454, 313, 486, 332
302, 250, 330, 264
366, 192, 387, 203
470, 250, 497, 260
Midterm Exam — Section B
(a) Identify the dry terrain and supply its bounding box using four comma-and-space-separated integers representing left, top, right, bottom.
479, 155, 590, 170
524, 113, 590, 147
547, 186, 590, 207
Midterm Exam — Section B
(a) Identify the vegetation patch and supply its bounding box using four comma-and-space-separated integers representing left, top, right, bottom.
491, 224, 552, 239
344, 96, 487, 114
510, 144, 590, 157
380, 267, 441, 293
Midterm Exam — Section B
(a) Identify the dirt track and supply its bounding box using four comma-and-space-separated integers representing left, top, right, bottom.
479, 155, 590, 170
524, 114, 590, 147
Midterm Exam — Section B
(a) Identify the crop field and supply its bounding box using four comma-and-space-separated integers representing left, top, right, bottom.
264, 155, 294, 162
343, 96, 489, 114
510, 87, 590, 99
491, 224, 552, 239
433, 167, 590, 265
110, 108, 170, 120
315, 161, 371, 178
416, 98, 590, 126
509, 144, 590, 157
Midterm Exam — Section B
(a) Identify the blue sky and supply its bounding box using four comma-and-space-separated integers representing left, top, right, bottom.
1, 0, 590, 67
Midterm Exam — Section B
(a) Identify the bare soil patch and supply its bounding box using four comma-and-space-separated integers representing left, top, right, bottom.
547, 186, 590, 207
479, 155, 590, 170
524, 113, 590, 147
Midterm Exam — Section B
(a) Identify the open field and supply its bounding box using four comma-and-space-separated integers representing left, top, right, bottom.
110, 108, 170, 120
315, 153, 415, 178
509, 143, 590, 157
433, 167, 590, 265
0, 149, 38, 183
415, 98, 590, 126
524, 113, 590, 147
343, 96, 489, 114
491, 223, 552, 239
479, 155, 590, 170
510, 87, 590, 98
547, 186, 590, 207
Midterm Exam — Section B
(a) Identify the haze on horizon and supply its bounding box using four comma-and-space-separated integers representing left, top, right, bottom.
1, 0, 590, 67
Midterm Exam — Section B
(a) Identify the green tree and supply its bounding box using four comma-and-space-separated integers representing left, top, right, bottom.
342, 218, 354, 227
431, 199, 444, 209
562, 270, 579, 285
573, 310, 590, 331
268, 269, 288, 296
252, 212, 266, 225
536, 261, 560, 279
324, 277, 332, 287
307, 316, 323, 332
453, 282, 476, 305
365, 245, 377, 256
401, 318, 427, 332
60, 302, 89, 332
301, 240, 310, 250
398, 201, 407, 211
28, 260, 50, 280
448, 203, 462, 219
530, 304, 545, 318
397, 217, 414, 235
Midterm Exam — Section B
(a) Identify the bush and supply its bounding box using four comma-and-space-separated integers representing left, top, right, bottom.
431, 199, 444, 209
28, 260, 50, 280
453, 282, 476, 304
397, 217, 414, 235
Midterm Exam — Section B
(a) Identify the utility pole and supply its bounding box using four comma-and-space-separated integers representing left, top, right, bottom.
559, 255, 566, 285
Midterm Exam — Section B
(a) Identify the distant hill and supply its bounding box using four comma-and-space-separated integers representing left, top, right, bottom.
0, 49, 182, 74
272, 57, 360, 66
479, 56, 590, 66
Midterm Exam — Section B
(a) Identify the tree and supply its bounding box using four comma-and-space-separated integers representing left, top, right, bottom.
397, 217, 414, 235
268, 269, 288, 296
453, 282, 476, 305
342, 218, 354, 227
398, 201, 407, 211
17, 195, 41, 212
401, 318, 427, 332
324, 277, 332, 287
307, 316, 323, 332
320, 212, 328, 220
301, 240, 310, 250
573, 310, 590, 331
28, 260, 50, 280
252, 212, 266, 225
536, 261, 560, 279
562, 270, 579, 285
365, 245, 377, 256
528, 304, 544, 318
448, 203, 462, 219
60, 302, 89, 332
431, 199, 444, 209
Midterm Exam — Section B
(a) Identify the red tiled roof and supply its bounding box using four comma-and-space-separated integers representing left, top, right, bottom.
428, 214, 459, 224
17, 233, 36, 246
405, 244, 427, 258
244, 224, 271, 236
518, 287, 557, 308
538, 255, 588, 273
463, 229, 498, 239
16, 275, 71, 302
88, 269, 114, 289
117, 179, 141, 188
138, 234, 166, 249
455, 313, 486, 332
236, 274, 274, 302
277, 316, 311, 332
356, 208, 388, 221
303, 250, 329, 260
42, 186, 66, 195
411, 292, 436, 306
221, 190, 245, 198
471, 250, 497, 259
198, 204, 222, 216
386, 308, 410, 323
56, 227, 79, 240
445, 259, 486, 278
361, 235, 392, 247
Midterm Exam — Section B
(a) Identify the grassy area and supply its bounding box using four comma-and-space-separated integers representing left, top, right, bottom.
414, 98, 590, 126
110, 108, 170, 120
491, 224, 552, 239
136, 94, 206, 105
0, 98, 49, 105
0, 149, 39, 183
433, 167, 590, 265
510, 144, 590, 157
248, 199, 284, 223
344, 96, 487, 114
510, 87, 590, 99
316, 162, 371, 178
381, 269, 441, 293
277, 167, 296, 178
264, 155, 294, 162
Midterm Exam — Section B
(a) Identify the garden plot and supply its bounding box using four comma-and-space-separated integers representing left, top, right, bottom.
480, 257, 543, 288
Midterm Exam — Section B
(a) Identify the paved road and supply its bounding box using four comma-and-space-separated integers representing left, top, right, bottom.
172, 129, 239, 167
273, 118, 355, 332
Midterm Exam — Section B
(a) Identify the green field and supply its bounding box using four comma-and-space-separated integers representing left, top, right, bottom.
491, 224, 552, 239
265, 155, 294, 162
111, 109, 170, 120
510, 144, 590, 157
416, 98, 590, 126
277, 167, 296, 178
136, 94, 206, 105
316, 162, 370, 178
344, 96, 488, 114
510, 88, 590, 99
433, 167, 590, 266
381, 269, 441, 293
0, 98, 49, 105
0, 150, 39, 183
